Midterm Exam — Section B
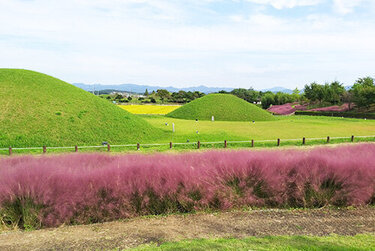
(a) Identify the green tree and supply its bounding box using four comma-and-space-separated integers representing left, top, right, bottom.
342, 91, 353, 110
230, 88, 260, 103
261, 92, 275, 109
157, 89, 171, 102
292, 88, 301, 102
350, 77, 375, 108
304, 82, 324, 103
114, 94, 123, 100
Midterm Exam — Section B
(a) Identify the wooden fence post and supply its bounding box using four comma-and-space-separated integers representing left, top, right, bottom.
224, 140, 227, 148
327, 136, 330, 143
351, 135, 354, 142
43, 146, 46, 154
197, 141, 200, 149
107, 144, 111, 152
277, 138, 280, 146
251, 139, 254, 147
137, 143, 140, 151
170, 142, 173, 149
9, 146, 12, 156
75, 145, 78, 152
302, 137, 306, 145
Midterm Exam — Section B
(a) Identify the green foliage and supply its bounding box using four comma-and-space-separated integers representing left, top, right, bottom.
327, 81, 345, 104
261, 92, 301, 109
170, 90, 205, 103
304, 81, 345, 105
156, 89, 171, 102
261, 93, 275, 109
350, 77, 375, 108
0, 69, 163, 147
166, 94, 275, 121
230, 88, 261, 103
114, 94, 123, 100
0, 197, 43, 230
295, 111, 375, 119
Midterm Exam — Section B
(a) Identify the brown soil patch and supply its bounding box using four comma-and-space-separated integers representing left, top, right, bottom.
1, 208, 374, 250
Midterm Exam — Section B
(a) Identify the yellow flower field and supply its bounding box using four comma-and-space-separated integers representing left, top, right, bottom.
119, 104, 181, 114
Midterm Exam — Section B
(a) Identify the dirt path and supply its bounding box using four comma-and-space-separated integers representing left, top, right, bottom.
1, 208, 374, 250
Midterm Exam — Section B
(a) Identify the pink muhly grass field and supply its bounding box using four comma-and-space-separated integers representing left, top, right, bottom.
307, 103, 350, 112
267, 103, 296, 115
268, 103, 350, 115
0, 144, 374, 229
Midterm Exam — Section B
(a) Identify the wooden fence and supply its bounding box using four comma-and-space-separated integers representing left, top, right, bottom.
2, 135, 375, 156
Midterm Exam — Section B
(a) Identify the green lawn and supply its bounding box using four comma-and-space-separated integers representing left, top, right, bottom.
132, 235, 375, 251
1, 115, 374, 155
142, 115, 375, 143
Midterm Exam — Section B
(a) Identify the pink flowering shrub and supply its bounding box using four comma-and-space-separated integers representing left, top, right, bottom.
294, 104, 308, 110
269, 103, 351, 115
267, 103, 296, 115
307, 103, 350, 112
1, 144, 374, 229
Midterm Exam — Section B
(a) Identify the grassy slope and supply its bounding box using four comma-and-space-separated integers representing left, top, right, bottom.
166, 94, 275, 121
143, 115, 375, 143
0, 69, 163, 147
133, 235, 375, 251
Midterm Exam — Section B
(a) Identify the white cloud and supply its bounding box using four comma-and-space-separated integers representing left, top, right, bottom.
332, 0, 364, 14
245, 0, 322, 9
0, 0, 374, 88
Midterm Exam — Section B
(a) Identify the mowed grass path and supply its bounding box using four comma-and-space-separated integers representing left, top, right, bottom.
133, 235, 375, 251
119, 104, 180, 114
142, 115, 375, 143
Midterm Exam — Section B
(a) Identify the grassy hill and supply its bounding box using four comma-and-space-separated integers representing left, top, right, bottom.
0, 69, 163, 147
166, 94, 275, 121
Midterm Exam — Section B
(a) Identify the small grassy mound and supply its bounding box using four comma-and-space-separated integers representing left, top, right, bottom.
166, 94, 275, 121
0, 69, 162, 147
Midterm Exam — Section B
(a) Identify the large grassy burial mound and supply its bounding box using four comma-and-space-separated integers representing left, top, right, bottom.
166, 94, 275, 121
0, 69, 160, 147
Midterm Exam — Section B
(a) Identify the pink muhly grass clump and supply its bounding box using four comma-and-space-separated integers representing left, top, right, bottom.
0, 144, 374, 229
267, 103, 296, 115
307, 103, 350, 112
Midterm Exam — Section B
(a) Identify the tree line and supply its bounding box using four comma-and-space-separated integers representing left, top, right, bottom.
104, 89, 206, 104
105, 76, 375, 110
221, 76, 375, 110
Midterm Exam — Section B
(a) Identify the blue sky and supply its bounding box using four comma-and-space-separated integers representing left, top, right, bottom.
0, 0, 374, 89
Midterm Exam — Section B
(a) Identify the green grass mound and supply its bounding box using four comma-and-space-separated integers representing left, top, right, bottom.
166, 94, 275, 121
0, 69, 162, 147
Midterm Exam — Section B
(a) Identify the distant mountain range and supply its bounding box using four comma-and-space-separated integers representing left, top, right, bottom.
260, 86, 294, 94
72, 83, 297, 94
72, 83, 235, 94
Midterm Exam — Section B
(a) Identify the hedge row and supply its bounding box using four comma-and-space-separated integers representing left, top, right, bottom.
295, 111, 375, 119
